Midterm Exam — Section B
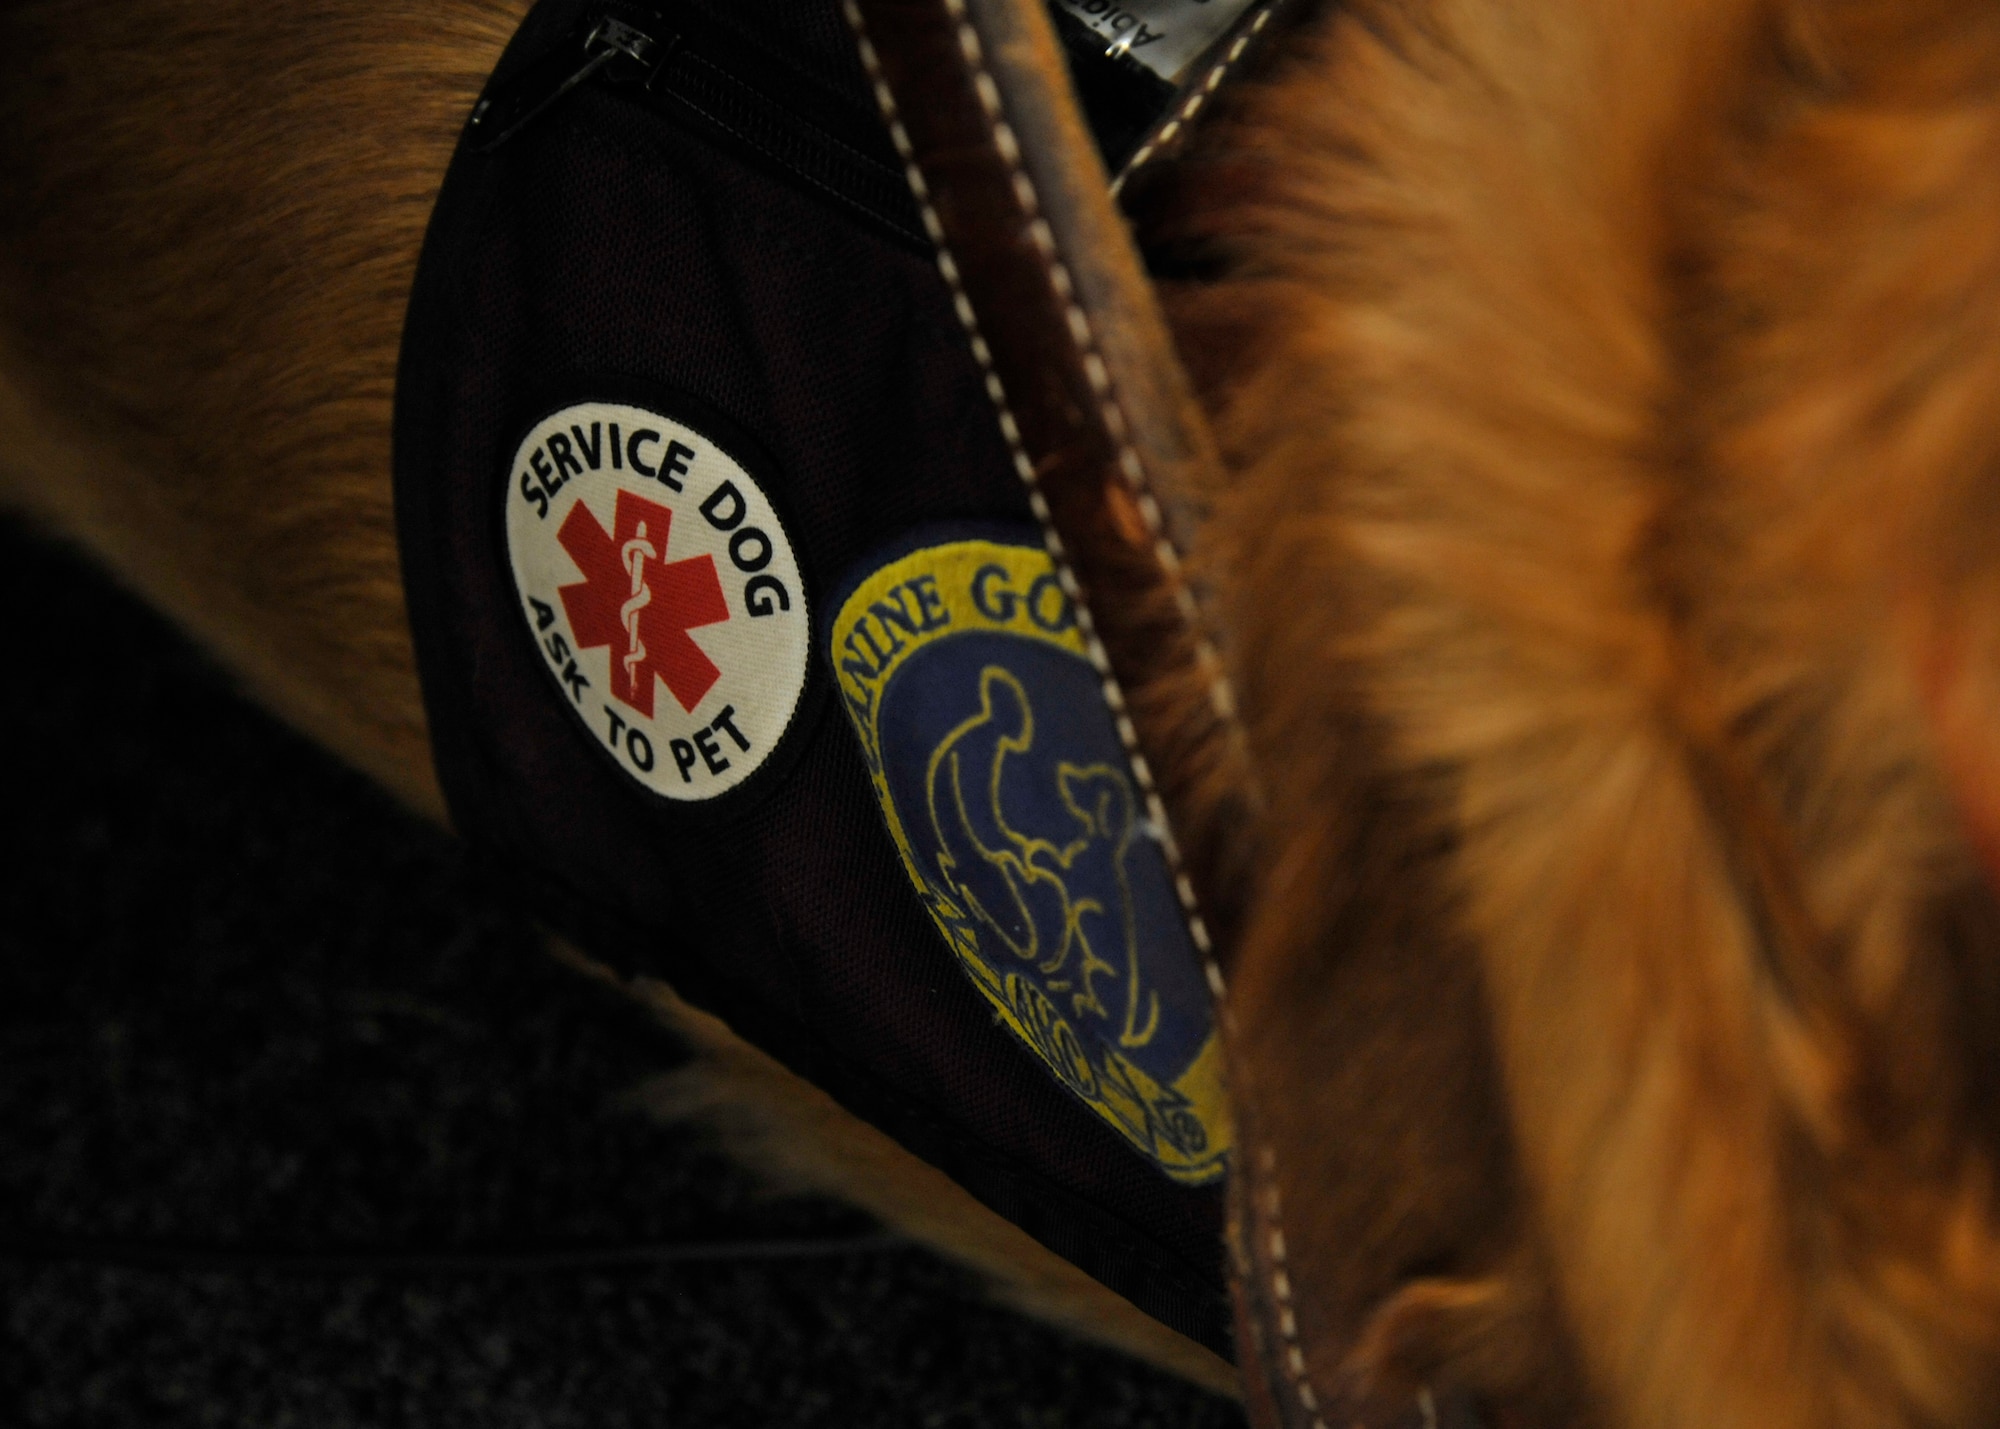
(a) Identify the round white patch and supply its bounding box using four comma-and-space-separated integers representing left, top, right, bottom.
503, 401, 809, 801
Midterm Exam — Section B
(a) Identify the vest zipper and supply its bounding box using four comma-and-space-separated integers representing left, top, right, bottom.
466, 7, 927, 250
467, 15, 670, 153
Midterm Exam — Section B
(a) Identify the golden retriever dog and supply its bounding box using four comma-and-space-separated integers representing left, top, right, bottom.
7, 0, 2000, 1424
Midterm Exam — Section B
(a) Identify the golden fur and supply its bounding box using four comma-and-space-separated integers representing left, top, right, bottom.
0, 0, 518, 815
9, 0, 2000, 1422
1157, 0, 2000, 1422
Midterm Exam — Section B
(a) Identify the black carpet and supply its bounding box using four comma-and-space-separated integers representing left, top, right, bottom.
0, 516, 1243, 1427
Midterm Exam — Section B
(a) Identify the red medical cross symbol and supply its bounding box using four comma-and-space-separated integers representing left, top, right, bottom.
557, 489, 730, 718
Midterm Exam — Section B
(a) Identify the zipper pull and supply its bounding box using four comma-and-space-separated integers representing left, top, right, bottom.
467, 15, 672, 153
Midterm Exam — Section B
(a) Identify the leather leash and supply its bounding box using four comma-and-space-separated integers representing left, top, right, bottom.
833, 2, 1461, 1422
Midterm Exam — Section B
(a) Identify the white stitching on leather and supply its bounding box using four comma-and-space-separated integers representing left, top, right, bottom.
1112, 3, 1277, 195
1257, 1144, 1330, 1428
842, 0, 1243, 963
839, 5, 1330, 1421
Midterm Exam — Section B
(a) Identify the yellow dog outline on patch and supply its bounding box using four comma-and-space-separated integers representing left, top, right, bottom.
831, 537, 1230, 1184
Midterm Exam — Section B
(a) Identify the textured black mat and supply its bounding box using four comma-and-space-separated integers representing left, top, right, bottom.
0, 516, 1243, 1428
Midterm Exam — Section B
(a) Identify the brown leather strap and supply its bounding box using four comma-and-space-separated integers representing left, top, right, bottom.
839, 0, 1280, 1399
1228, 1103, 1472, 1429
838, 3, 1461, 1422
840, 0, 1256, 957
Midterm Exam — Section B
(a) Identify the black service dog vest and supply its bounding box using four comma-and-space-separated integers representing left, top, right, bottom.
394, 0, 1279, 1356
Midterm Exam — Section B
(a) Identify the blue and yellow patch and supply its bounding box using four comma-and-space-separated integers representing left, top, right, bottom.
829, 534, 1229, 1184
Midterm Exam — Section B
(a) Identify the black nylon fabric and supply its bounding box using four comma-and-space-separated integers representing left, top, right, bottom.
393, 0, 1230, 1357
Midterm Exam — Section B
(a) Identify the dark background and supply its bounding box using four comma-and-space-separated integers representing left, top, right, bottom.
0, 515, 1244, 1427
